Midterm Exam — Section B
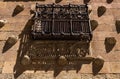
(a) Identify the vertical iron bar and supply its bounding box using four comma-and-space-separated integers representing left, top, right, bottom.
69, 4, 73, 35
52, 4, 55, 35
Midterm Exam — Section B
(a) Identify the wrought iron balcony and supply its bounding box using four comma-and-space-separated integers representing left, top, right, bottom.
31, 3, 92, 41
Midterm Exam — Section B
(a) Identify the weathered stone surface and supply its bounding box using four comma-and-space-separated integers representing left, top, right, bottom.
81, 74, 93, 79
3, 50, 17, 61
2, 61, 15, 73
106, 74, 120, 79
0, 32, 20, 41
110, 62, 120, 73
0, 0, 120, 79
0, 62, 4, 69
93, 74, 107, 79
0, 74, 14, 79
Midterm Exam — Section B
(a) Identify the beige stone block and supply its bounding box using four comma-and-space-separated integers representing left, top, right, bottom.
91, 41, 105, 51
110, 62, 120, 73
6, 15, 29, 24
0, 62, 4, 68
94, 24, 115, 32
0, 74, 14, 79
99, 62, 111, 73
115, 40, 120, 51
0, 32, 9, 41
0, 24, 14, 31
81, 74, 93, 79
0, 2, 6, 8
112, 8, 120, 19
0, 55, 4, 62
93, 74, 107, 79
106, 74, 120, 79
92, 32, 117, 41
79, 63, 92, 73
0, 41, 5, 51
2, 61, 15, 73
107, 51, 120, 62
97, 16, 114, 25
3, 50, 17, 61
0, 32, 20, 41
112, 3, 120, 8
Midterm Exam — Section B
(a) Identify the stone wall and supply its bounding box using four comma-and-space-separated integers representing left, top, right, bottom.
0, 0, 120, 79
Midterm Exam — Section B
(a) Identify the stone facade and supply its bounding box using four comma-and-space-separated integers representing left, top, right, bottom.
0, 0, 120, 79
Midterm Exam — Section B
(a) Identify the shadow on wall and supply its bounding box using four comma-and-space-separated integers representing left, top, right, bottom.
13, 18, 34, 78
12, 17, 104, 78
12, 18, 94, 78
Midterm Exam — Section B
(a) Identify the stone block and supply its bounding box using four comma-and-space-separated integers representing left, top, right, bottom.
93, 74, 107, 79
2, 61, 15, 73
110, 62, 120, 73
81, 74, 93, 79
106, 74, 120, 79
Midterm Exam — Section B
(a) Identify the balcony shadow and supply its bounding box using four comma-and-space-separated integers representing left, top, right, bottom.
13, 18, 92, 78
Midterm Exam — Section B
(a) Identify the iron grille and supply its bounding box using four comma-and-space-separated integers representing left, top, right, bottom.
31, 3, 92, 41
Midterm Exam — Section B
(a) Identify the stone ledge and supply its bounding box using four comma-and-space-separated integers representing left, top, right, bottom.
2, 61, 120, 74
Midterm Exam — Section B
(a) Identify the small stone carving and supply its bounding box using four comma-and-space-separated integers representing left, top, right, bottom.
0, 19, 7, 27
105, 37, 116, 45
106, 0, 113, 4
7, 35, 18, 45
93, 56, 104, 67
97, 6, 106, 17
55, 0, 62, 3
12, 4, 25, 16
58, 56, 67, 66
90, 20, 98, 31
2, 35, 18, 53
92, 56, 104, 75
16, 4, 24, 12
21, 55, 31, 65
115, 20, 120, 33
105, 37, 116, 53
84, 0, 90, 4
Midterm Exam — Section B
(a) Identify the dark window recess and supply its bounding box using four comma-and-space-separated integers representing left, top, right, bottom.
31, 3, 92, 41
